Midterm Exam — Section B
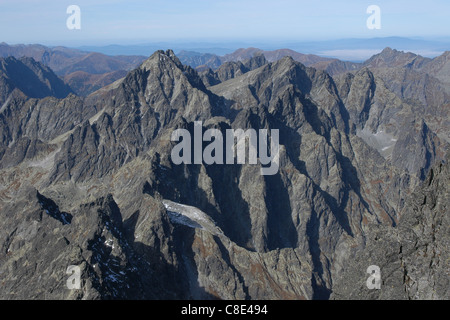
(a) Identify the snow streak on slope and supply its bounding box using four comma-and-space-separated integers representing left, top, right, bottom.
162, 199, 223, 236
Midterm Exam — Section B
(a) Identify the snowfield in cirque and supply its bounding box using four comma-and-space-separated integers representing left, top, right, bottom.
162, 199, 223, 236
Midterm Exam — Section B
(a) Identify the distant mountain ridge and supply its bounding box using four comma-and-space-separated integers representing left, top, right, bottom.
177, 47, 362, 77
0, 43, 146, 96
74, 37, 450, 59
0, 56, 73, 103
2, 42, 449, 97
0, 43, 146, 75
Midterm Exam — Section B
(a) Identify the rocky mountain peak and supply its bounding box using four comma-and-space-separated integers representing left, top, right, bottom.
222, 47, 263, 62
364, 47, 420, 68
380, 47, 395, 54
139, 49, 183, 71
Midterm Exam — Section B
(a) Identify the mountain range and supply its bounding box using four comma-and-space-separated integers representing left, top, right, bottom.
0, 44, 448, 300
76, 37, 450, 58
0, 43, 147, 96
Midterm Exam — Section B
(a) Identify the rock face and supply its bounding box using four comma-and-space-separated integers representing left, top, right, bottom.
0, 56, 73, 103
355, 48, 450, 144
176, 51, 223, 71
199, 54, 268, 86
0, 48, 448, 300
63, 70, 128, 97
331, 152, 449, 300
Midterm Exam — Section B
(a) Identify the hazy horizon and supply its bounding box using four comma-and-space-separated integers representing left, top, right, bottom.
2, 0, 450, 61
1, 1, 450, 43
2, 36, 448, 62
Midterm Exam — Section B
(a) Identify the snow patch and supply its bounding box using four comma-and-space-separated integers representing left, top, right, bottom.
28, 147, 61, 169
162, 199, 223, 235
356, 127, 398, 158
0, 95, 11, 114
104, 238, 114, 248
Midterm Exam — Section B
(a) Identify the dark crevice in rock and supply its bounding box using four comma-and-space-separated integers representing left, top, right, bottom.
36, 191, 72, 225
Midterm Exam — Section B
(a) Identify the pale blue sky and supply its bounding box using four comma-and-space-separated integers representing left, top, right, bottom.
0, 0, 449, 46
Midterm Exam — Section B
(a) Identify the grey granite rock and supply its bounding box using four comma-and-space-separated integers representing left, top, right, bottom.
0, 48, 448, 300
331, 152, 449, 300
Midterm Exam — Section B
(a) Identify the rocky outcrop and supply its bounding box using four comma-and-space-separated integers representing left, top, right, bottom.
331, 151, 449, 300
0, 187, 181, 299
